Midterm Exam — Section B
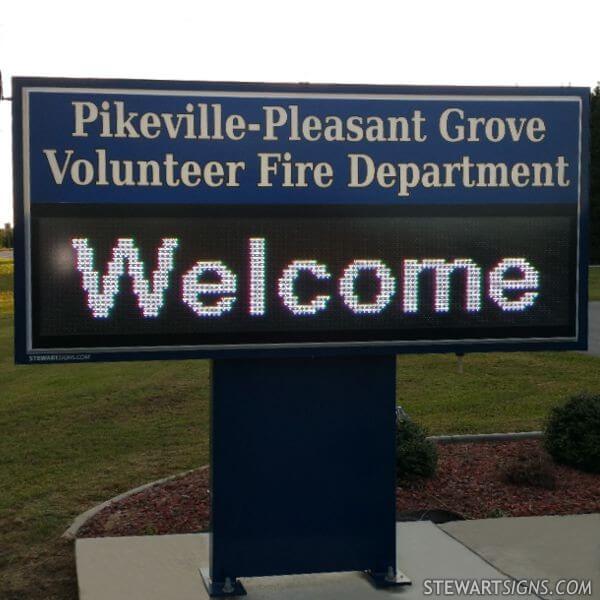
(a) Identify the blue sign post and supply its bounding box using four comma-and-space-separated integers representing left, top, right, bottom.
208, 355, 399, 594
12, 78, 589, 594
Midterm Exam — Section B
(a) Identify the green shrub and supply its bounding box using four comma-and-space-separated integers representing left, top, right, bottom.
500, 451, 557, 489
544, 393, 600, 473
396, 419, 438, 480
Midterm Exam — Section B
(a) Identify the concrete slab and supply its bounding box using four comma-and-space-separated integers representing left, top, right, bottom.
441, 514, 600, 599
76, 522, 538, 600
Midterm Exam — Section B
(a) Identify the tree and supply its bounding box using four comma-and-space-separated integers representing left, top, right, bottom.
0, 225, 13, 248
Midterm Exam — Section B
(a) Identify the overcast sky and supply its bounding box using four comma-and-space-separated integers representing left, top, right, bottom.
0, 0, 598, 225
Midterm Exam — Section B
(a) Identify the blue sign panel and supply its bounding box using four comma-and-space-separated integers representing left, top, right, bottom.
12, 78, 589, 363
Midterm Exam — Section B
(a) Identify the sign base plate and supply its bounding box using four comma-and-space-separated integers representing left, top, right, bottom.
364, 567, 412, 588
200, 568, 247, 597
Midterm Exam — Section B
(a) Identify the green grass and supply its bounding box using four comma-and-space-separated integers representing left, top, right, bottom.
589, 266, 600, 301
2, 259, 600, 598
0, 258, 13, 315
1, 260, 211, 597
397, 351, 600, 434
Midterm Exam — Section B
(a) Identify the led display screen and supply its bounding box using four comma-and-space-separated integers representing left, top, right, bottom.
12, 79, 588, 362
30, 204, 576, 350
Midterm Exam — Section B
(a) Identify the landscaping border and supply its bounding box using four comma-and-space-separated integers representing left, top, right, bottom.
429, 431, 543, 444
62, 466, 207, 540
63, 432, 546, 539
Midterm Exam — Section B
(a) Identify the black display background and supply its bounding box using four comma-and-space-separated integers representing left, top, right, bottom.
30, 204, 577, 349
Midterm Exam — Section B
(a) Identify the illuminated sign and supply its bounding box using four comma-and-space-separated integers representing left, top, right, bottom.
12, 78, 589, 363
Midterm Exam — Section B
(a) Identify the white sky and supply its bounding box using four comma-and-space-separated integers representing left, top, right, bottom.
0, 0, 598, 226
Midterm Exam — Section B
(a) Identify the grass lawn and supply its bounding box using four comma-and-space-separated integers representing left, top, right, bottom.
2, 258, 600, 598
589, 266, 600, 301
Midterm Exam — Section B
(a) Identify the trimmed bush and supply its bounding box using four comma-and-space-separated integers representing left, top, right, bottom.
544, 393, 600, 473
396, 419, 438, 480
500, 452, 557, 490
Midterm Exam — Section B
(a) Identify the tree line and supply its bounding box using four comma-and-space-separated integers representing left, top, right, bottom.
0, 225, 12, 248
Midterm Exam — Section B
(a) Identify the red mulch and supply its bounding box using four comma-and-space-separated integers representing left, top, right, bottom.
78, 467, 212, 538
396, 440, 600, 519
77, 440, 600, 538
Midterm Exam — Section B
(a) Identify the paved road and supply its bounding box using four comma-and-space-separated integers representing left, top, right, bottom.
0, 249, 12, 259
586, 302, 600, 356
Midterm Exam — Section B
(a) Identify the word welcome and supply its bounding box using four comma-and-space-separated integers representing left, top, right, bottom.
71, 237, 540, 319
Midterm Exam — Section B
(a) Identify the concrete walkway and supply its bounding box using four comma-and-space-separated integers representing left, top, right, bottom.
441, 514, 599, 600
76, 521, 547, 600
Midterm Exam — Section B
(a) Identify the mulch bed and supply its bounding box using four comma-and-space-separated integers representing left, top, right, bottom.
77, 440, 600, 538
396, 440, 600, 520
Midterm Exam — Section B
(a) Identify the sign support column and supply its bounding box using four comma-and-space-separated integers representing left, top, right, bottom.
204, 354, 406, 595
